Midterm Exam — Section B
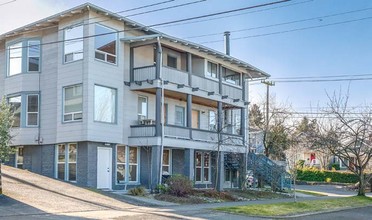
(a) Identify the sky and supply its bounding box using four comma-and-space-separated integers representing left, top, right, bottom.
1, 0, 371, 115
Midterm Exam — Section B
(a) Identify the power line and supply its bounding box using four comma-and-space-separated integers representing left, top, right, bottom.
0, 0, 15, 7
125, 0, 206, 17
271, 73, 372, 80
1, 0, 177, 36
183, 6, 372, 39
200, 16, 372, 44
0, 0, 291, 53
156, 0, 312, 29
249, 77, 372, 85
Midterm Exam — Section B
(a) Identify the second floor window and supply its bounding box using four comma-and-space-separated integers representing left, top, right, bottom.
222, 67, 241, 86
8, 42, 22, 76
208, 110, 216, 131
175, 106, 185, 127
64, 25, 83, 63
138, 96, 148, 119
7, 40, 41, 76
26, 94, 39, 126
64, 84, 83, 122
94, 85, 117, 123
95, 24, 117, 64
206, 61, 218, 79
8, 96, 21, 127
167, 55, 177, 69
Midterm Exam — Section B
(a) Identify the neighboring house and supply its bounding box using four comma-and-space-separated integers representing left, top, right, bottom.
0, 3, 269, 190
249, 128, 264, 154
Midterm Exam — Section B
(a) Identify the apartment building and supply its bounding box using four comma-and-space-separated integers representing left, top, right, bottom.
0, 3, 269, 190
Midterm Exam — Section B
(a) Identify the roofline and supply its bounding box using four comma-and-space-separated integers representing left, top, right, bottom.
1, 2, 270, 78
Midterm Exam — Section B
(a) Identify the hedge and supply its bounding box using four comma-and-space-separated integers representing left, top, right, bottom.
297, 168, 359, 183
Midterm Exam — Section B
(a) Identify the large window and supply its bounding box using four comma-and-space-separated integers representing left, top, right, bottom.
221, 67, 241, 86
175, 106, 185, 127
195, 151, 211, 183
63, 84, 83, 122
8, 96, 21, 127
116, 146, 139, 183
8, 42, 22, 76
206, 61, 218, 79
162, 149, 172, 175
64, 25, 83, 63
26, 94, 39, 126
95, 24, 117, 64
56, 143, 77, 182
94, 85, 117, 123
27, 41, 40, 72
138, 96, 148, 120
7, 40, 41, 76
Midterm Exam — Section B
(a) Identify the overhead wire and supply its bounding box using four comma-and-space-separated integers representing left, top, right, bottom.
0, 0, 291, 53
0, 0, 15, 7
183, 6, 372, 39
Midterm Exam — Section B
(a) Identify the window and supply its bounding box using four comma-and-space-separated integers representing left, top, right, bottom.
195, 151, 211, 183
175, 106, 185, 127
56, 143, 77, 182
221, 67, 241, 86
27, 41, 40, 71
16, 146, 24, 169
138, 96, 147, 119
64, 25, 83, 63
26, 94, 39, 126
206, 61, 218, 79
7, 40, 41, 76
8, 96, 21, 127
63, 84, 83, 122
94, 85, 117, 123
116, 146, 139, 183
8, 42, 22, 76
209, 111, 216, 131
162, 149, 172, 175
95, 24, 117, 64
167, 55, 177, 68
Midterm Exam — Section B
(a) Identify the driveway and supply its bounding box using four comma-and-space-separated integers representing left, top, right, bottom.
296, 184, 372, 197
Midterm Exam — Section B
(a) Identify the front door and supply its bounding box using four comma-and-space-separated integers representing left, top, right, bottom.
97, 147, 112, 189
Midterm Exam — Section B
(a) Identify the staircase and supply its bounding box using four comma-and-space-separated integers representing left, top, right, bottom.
247, 152, 292, 190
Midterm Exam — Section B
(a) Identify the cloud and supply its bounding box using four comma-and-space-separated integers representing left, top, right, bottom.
0, 0, 65, 34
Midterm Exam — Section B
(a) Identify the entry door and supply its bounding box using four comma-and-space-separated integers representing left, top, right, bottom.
97, 147, 112, 189
192, 110, 200, 128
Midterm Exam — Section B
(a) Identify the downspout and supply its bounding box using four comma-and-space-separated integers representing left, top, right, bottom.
157, 36, 164, 186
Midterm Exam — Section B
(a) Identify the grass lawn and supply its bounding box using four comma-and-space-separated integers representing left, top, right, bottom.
215, 196, 372, 217
295, 189, 328, 197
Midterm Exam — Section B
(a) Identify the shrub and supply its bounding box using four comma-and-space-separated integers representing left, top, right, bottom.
155, 184, 168, 194
128, 186, 146, 196
331, 163, 340, 170
296, 160, 305, 169
297, 167, 359, 183
166, 174, 193, 197
325, 178, 332, 183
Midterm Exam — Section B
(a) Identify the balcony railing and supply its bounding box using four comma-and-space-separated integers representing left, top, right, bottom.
132, 65, 243, 101
192, 75, 219, 94
222, 83, 242, 100
133, 65, 156, 81
130, 124, 244, 146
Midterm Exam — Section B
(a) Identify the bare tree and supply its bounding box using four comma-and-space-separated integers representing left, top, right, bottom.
311, 92, 372, 196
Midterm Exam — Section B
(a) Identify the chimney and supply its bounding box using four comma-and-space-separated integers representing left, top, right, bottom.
224, 31, 231, 56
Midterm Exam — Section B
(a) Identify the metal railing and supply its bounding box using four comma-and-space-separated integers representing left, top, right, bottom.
133, 65, 156, 81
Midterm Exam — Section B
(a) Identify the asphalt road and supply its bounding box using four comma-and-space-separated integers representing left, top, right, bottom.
293, 206, 372, 220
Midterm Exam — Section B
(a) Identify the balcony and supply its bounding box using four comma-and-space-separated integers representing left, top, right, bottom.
130, 124, 244, 146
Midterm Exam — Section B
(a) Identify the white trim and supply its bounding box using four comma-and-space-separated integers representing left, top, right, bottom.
195, 151, 211, 184
97, 147, 113, 189
55, 143, 78, 182
162, 148, 172, 175
63, 84, 83, 122
26, 94, 39, 127
116, 145, 140, 184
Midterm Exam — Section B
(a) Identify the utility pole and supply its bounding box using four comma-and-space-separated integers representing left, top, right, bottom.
261, 80, 275, 126
261, 80, 275, 156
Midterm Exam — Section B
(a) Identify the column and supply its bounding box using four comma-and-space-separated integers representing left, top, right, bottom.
216, 151, 225, 191
187, 94, 192, 138
151, 145, 162, 190
155, 43, 162, 79
184, 148, 195, 181
218, 64, 222, 94
155, 88, 162, 136
187, 53, 192, 87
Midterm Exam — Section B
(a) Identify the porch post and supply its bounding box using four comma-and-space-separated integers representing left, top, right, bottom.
155, 88, 162, 136
155, 43, 162, 79
187, 94, 192, 139
216, 151, 225, 191
130, 47, 134, 82
218, 64, 222, 94
187, 53, 192, 87
151, 145, 162, 190
184, 148, 195, 181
